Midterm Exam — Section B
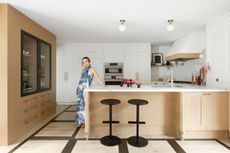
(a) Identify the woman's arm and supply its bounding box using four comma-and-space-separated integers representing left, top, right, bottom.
91, 68, 105, 86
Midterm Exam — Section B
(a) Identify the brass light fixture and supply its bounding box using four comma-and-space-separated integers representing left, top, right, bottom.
167, 19, 175, 31
119, 19, 126, 32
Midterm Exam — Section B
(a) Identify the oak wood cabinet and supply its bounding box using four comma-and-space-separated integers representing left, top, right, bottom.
183, 92, 229, 131
0, 4, 56, 145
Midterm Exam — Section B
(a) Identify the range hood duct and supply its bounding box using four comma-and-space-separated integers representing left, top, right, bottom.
165, 32, 205, 61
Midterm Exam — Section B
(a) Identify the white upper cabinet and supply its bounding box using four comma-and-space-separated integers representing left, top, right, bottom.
206, 14, 230, 85
124, 44, 151, 84
103, 46, 124, 62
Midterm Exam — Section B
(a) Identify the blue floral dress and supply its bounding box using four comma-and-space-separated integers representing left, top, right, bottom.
76, 68, 93, 125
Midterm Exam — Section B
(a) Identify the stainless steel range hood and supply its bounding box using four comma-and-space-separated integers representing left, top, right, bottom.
165, 32, 205, 61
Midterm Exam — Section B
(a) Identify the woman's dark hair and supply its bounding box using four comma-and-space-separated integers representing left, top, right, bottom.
82, 56, 91, 63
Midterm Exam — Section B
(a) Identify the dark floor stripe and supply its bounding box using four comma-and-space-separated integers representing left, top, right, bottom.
52, 120, 75, 122
119, 139, 129, 153
216, 139, 230, 150
167, 139, 186, 153
72, 126, 82, 137
8, 137, 31, 153
61, 124, 81, 153
52, 105, 73, 120
64, 110, 76, 112
8, 105, 72, 153
30, 136, 71, 140
61, 138, 77, 153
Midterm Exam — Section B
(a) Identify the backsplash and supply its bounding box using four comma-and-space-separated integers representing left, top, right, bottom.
151, 45, 207, 82
172, 57, 206, 82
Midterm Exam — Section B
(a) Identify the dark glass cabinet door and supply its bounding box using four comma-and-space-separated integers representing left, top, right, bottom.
39, 42, 51, 90
21, 34, 38, 95
21, 31, 51, 96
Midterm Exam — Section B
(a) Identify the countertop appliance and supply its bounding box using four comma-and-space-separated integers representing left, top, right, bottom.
104, 63, 123, 85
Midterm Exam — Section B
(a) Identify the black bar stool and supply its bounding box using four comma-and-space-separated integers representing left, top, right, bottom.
100, 99, 121, 146
127, 99, 148, 147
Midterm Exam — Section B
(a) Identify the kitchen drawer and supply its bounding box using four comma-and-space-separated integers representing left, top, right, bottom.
41, 98, 52, 108
22, 111, 39, 128
22, 103, 39, 117
40, 104, 52, 120
21, 95, 39, 106
40, 92, 52, 100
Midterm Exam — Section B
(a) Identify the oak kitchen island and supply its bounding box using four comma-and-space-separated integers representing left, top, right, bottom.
83, 84, 229, 140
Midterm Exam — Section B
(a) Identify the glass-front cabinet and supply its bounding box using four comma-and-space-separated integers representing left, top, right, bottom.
21, 31, 51, 96
39, 41, 51, 90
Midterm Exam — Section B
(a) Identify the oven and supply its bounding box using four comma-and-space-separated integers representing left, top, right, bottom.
104, 63, 123, 85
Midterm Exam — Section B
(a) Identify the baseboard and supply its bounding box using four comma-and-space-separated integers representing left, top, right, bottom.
183, 130, 229, 139
57, 102, 76, 105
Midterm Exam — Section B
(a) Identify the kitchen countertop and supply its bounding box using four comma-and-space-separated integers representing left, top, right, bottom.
85, 84, 227, 92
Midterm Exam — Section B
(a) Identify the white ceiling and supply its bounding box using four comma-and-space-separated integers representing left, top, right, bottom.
2, 0, 230, 45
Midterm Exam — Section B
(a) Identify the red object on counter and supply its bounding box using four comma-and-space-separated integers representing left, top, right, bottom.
121, 79, 142, 88
122, 79, 136, 84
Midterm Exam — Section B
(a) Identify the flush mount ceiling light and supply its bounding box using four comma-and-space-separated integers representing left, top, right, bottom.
167, 19, 175, 32
119, 19, 126, 32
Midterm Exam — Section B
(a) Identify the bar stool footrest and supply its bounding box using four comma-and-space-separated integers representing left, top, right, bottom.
102, 121, 119, 124
128, 121, 146, 124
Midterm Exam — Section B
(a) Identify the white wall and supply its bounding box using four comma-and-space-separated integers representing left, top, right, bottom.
151, 45, 171, 81
56, 43, 151, 104
172, 57, 206, 82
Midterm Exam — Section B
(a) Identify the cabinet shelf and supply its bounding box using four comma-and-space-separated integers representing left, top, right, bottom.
151, 64, 171, 67
23, 74, 33, 77
23, 54, 32, 57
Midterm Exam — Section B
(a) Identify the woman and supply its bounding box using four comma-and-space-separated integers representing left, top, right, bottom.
76, 57, 104, 126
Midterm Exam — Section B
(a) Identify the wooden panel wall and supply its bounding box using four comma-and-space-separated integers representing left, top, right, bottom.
0, 4, 9, 145
0, 4, 56, 145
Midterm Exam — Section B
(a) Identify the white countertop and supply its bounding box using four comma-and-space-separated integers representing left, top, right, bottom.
85, 84, 228, 92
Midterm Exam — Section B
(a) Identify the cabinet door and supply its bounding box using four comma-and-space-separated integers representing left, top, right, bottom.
21, 32, 38, 96
39, 41, 51, 90
124, 45, 151, 84
206, 93, 228, 130
206, 15, 230, 84
184, 93, 206, 130
103, 46, 124, 62
57, 46, 78, 102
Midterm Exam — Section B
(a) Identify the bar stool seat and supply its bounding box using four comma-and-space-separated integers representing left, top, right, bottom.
101, 99, 121, 105
100, 99, 121, 146
127, 99, 148, 147
128, 99, 148, 105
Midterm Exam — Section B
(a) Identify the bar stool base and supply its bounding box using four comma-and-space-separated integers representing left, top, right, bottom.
127, 136, 148, 147
101, 135, 121, 146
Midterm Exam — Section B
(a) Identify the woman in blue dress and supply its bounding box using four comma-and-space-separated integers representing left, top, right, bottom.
76, 57, 104, 126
